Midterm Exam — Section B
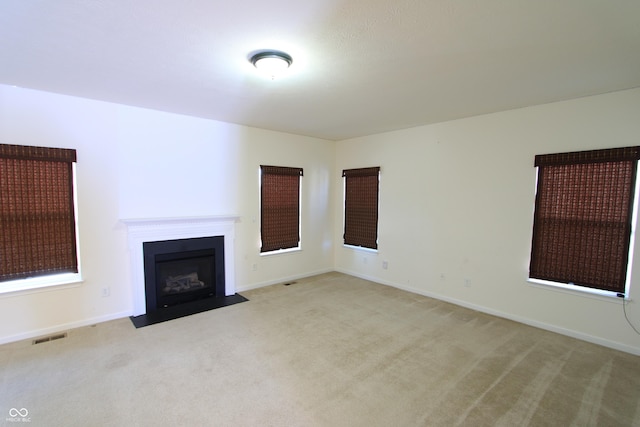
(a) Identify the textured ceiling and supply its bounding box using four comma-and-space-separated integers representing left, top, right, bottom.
1, 0, 639, 141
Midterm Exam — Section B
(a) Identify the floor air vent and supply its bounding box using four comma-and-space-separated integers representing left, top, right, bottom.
33, 332, 68, 345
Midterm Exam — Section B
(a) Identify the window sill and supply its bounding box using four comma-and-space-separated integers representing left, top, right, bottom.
343, 244, 378, 253
527, 278, 629, 302
260, 247, 302, 257
0, 273, 83, 298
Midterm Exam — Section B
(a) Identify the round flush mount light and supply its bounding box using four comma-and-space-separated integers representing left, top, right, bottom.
250, 50, 292, 79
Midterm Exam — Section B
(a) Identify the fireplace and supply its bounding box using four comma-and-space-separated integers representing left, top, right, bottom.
122, 216, 246, 327
143, 236, 224, 311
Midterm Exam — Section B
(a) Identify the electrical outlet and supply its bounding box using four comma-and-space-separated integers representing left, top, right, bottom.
101, 287, 110, 297
252, 263, 257, 271
382, 260, 388, 270
464, 279, 471, 288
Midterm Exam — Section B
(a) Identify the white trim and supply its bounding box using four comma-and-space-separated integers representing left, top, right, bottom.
72, 162, 83, 285
236, 268, 333, 292
0, 164, 82, 296
341, 168, 381, 251
527, 278, 628, 302
0, 310, 131, 346
258, 167, 303, 254
336, 268, 640, 356
121, 215, 239, 316
624, 164, 640, 298
343, 244, 378, 253
260, 247, 302, 256
0, 273, 82, 297
527, 163, 640, 300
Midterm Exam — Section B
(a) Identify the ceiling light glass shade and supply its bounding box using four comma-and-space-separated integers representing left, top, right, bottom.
250, 51, 292, 79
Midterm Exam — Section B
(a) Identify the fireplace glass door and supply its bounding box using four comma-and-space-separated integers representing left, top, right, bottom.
155, 249, 215, 307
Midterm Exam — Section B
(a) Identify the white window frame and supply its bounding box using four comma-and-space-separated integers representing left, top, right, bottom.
258, 168, 303, 255
0, 163, 83, 296
342, 169, 380, 252
527, 164, 639, 301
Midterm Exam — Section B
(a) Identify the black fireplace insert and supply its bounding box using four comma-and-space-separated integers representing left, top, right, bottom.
143, 236, 225, 311
130, 235, 248, 328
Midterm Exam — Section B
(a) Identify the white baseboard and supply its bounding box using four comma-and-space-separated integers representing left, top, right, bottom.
335, 268, 640, 356
5, 269, 638, 356
0, 310, 132, 346
0, 268, 334, 346
236, 268, 334, 293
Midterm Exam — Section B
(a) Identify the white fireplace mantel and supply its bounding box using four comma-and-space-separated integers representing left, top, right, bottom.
122, 215, 239, 316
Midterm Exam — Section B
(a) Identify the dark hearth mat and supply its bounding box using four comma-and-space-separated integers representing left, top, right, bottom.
129, 294, 248, 328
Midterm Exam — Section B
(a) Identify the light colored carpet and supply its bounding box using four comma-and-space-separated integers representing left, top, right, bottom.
1, 272, 639, 426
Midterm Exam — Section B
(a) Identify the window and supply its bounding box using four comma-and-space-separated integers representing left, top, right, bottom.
260, 165, 303, 253
529, 146, 640, 295
343, 167, 380, 250
0, 144, 79, 283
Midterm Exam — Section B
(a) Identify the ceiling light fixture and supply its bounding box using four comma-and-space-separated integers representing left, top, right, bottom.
250, 50, 292, 79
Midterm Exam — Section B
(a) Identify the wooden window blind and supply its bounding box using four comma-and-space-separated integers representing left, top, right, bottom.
260, 165, 303, 253
343, 167, 380, 250
0, 144, 78, 281
529, 146, 640, 293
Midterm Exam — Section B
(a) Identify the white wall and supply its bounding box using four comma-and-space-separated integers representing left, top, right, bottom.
0, 84, 334, 343
2, 83, 640, 355
335, 88, 640, 355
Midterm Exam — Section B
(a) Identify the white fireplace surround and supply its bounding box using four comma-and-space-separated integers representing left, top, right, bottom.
122, 215, 238, 316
